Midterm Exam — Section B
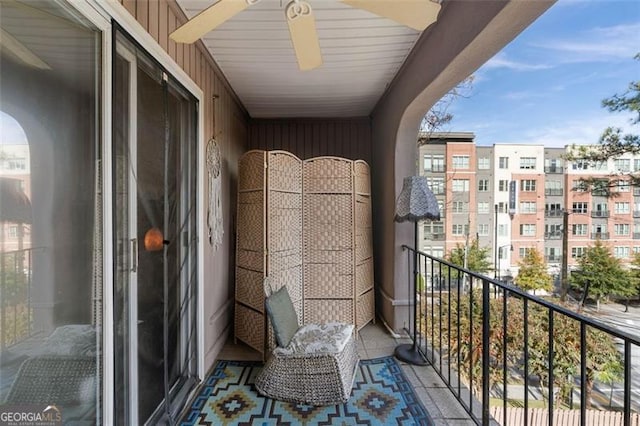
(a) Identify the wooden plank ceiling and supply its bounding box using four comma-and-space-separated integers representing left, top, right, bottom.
176, 0, 424, 118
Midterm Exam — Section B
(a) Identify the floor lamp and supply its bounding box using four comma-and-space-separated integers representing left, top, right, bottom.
394, 176, 440, 365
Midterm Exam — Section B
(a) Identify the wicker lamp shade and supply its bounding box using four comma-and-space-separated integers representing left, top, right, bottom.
394, 176, 440, 223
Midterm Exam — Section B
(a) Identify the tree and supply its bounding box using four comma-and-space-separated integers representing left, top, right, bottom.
419, 75, 474, 137
565, 54, 639, 194
447, 238, 492, 275
570, 240, 632, 311
516, 249, 553, 293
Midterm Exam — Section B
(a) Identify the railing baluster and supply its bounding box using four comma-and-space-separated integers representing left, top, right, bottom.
439, 258, 443, 373
457, 272, 461, 399
469, 274, 474, 413
549, 310, 554, 426
482, 279, 490, 425
524, 299, 529, 426
580, 322, 587, 426
447, 261, 451, 385
503, 289, 508, 424
624, 340, 630, 426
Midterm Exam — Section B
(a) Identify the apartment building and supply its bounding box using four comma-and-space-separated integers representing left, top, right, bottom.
418, 134, 640, 284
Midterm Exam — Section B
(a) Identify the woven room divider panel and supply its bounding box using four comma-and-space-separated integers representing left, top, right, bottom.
235, 151, 373, 359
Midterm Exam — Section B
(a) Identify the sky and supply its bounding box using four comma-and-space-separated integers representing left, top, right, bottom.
446, 0, 640, 147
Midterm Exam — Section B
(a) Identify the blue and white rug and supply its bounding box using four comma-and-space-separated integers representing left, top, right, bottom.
181, 356, 432, 425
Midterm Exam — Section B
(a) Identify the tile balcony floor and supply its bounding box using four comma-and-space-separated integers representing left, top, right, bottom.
217, 322, 475, 425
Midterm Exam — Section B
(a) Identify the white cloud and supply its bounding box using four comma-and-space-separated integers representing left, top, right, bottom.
484, 52, 552, 71
513, 113, 636, 147
531, 22, 640, 63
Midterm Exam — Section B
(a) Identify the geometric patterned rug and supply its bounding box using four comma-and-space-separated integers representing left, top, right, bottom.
180, 356, 433, 425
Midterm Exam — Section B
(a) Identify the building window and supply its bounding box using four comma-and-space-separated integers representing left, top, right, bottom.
545, 224, 562, 236
614, 246, 630, 258
572, 202, 588, 214
614, 159, 631, 172
520, 201, 536, 214
452, 179, 469, 192
423, 154, 445, 172
593, 203, 608, 213
572, 160, 589, 170
478, 224, 489, 236
634, 246, 640, 254
452, 224, 468, 236
478, 202, 489, 214
1, 157, 27, 171
520, 224, 536, 236
519, 157, 536, 169
7, 225, 19, 238
571, 247, 586, 258
572, 179, 587, 192
572, 224, 588, 236
499, 157, 509, 169
452, 155, 470, 169
478, 179, 489, 192
432, 222, 444, 234
520, 179, 537, 192
478, 157, 490, 169
614, 224, 630, 236
500, 247, 509, 260
498, 224, 508, 236
545, 158, 563, 172
519, 247, 535, 258
545, 203, 562, 216
452, 201, 465, 213
498, 180, 509, 192
498, 202, 508, 213
614, 202, 630, 214
427, 177, 445, 194
634, 159, 640, 172
616, 180, 630, 192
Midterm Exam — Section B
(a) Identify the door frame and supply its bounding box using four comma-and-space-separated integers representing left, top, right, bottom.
61, 1, 205, 424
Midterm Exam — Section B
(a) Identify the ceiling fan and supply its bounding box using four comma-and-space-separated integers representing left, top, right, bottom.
170, 0, 441, 71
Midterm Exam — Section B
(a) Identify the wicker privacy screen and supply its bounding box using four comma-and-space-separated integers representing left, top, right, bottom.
235, 151, 375, 359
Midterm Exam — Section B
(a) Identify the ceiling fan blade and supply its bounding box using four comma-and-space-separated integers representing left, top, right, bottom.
341, 0, 441, 31
286, 1, 322, 71
170, 0, 254, 44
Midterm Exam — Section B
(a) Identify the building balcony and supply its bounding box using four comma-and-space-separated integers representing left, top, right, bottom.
544, 232, 562, 240
544, 166, 563, 173
634, 232, 640, 240
545, 210, 563, 218
544, 189, 563, 196
591, 232, 610, 240
545, 255, 561, 263
591, 210, 609, 218
427, 233, 445, 241
634, 211, 640, 218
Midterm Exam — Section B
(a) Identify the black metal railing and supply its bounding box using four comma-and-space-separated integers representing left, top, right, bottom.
402, 245, 640, 426
1, 247, 38, 349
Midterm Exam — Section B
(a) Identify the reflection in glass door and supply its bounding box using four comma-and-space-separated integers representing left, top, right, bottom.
113, 32, 198, 425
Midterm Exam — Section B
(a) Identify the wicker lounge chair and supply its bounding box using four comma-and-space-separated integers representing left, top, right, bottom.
255, 281, 359, 405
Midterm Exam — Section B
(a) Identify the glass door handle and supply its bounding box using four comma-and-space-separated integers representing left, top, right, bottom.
131, 238, 138, 272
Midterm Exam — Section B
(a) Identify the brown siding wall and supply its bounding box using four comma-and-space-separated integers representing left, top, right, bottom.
117, 0, 249, 368
248, 118, 372, 163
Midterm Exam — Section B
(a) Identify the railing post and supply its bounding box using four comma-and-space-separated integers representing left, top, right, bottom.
482, 279, 490, 425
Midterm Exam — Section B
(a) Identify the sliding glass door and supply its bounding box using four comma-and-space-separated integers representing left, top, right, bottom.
113, 31, 198, 425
